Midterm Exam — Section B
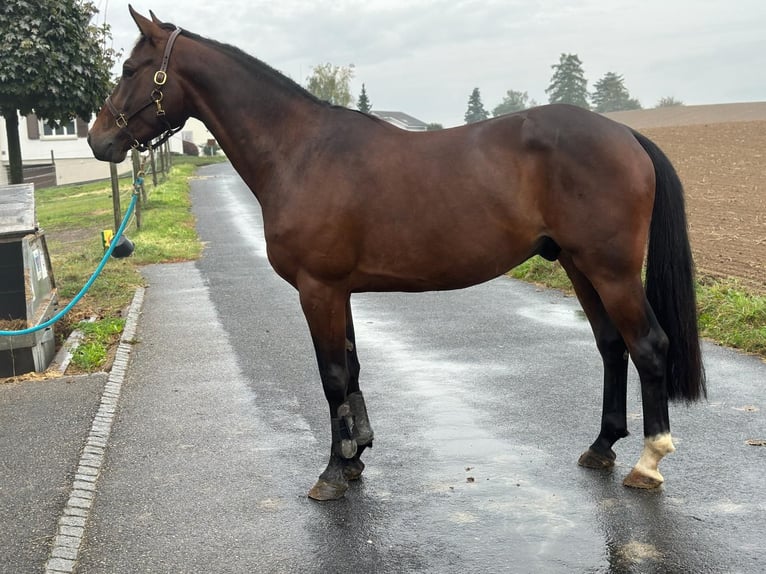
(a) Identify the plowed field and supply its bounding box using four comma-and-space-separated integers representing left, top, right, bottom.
644, 121, 765, 293
607, 104, 766, 294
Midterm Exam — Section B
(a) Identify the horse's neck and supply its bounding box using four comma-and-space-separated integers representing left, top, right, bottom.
184, 51, 324, 202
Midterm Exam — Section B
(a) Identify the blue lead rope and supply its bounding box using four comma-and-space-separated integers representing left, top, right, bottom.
0, 191, 139, 337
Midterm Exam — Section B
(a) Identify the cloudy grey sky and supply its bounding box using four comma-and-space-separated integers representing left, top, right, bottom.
100, 0, 766, 127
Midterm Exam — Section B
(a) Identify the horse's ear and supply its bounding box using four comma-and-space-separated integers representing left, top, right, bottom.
128, 4, 162, 42
149, 10, 164, 25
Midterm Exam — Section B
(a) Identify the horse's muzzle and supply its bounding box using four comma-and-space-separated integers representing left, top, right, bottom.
88, 132, 128, 163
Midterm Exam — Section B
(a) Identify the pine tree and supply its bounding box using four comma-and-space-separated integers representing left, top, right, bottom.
357, 83, 372, 113
464, 87, 489, 124
546, 53, 589, 109
592, 72, 641, 113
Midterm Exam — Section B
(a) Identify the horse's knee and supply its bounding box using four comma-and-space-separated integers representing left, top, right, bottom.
319, 363, 350, 405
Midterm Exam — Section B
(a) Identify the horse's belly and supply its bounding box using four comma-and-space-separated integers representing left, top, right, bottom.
352, 233, 536, 293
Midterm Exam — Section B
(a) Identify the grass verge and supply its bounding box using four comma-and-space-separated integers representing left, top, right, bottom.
34, 155, 225, 373
511, 256, 766, 358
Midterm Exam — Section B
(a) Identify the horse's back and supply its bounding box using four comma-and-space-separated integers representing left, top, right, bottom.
268, 104, 655, 292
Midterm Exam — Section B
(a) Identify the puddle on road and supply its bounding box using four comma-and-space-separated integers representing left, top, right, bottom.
352, 308, 606, 570
516, 302, 590, 329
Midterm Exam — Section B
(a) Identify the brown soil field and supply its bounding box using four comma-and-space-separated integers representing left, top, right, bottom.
606, 103, 766, 294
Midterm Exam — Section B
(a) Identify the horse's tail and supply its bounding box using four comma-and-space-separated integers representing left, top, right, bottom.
631, 129, 706, 402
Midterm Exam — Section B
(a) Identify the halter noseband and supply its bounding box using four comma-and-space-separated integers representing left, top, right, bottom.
105, 26, 184, 152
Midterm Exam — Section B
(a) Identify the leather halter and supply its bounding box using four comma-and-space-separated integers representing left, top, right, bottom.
105, 26, 184, 152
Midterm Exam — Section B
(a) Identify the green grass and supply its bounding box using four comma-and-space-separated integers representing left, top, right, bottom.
509, 256, 572, 292
70, 317, 126, 371
697, 278, 766, 356
509, 256, 766, 358
34, 155, 224, 371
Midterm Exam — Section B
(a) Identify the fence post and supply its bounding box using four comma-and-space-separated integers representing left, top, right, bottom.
149, 147, 158, 186
165, 141, 172, 172
158, 143, 166, 177
131, 150, 144, 229
109, 162, 121, 232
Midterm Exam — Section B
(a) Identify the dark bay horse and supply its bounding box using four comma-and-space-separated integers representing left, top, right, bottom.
88, 7, 705, 501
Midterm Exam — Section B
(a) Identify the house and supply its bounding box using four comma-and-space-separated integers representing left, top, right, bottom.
371, 110, 429, 131
0, 112, 218, 187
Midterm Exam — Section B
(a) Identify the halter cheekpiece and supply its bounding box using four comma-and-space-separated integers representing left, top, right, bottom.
105, 26, 184, 152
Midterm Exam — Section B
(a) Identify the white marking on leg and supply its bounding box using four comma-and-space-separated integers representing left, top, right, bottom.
634, 433, 675, 483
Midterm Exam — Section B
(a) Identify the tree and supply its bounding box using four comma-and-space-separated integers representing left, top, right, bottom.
305, 63, 355, 107
464, 87, 489, 124
655, 96, 684, 108
546, 53, 589, 109
493, 90, 531, 116
0, 1, 117, 184
426, 123, 444, 131
356, 83, 371, 113
591, 72, 641, 113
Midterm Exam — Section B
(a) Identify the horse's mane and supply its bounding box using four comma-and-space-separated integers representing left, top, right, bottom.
153, 23, 320, 104
159, 22, 383, 124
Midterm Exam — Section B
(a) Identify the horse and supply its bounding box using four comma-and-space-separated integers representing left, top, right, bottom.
88, 7, 706, 501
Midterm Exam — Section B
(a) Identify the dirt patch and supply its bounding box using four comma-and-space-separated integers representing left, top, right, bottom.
0, 319, 28, 331
641, 121, 766, 293
605, 101, 766, 129
603, 103, 766, 294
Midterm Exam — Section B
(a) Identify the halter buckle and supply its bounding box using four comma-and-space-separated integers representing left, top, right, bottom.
116, 113, 128, 128
153, 70, 167, 86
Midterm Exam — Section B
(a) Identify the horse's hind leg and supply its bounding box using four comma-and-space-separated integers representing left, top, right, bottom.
559, 255, 629, 469
620, 305, 675, 489
341, 300, 374, 481
585, 271, 674, 489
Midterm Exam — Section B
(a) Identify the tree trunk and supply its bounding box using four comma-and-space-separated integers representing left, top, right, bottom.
2, 109, 23, 184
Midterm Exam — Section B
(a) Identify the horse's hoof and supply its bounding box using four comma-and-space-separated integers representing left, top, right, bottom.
623, 467, 664, 489
308, 479, 348, 501
343, 459, 365, 481
578, 448, 616, 469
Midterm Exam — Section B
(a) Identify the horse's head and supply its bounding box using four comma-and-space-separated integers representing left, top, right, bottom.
88, 6, 189, 162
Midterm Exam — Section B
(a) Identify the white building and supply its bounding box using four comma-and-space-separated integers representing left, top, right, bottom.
371, 110, 429, 131
0, 112, 216, 187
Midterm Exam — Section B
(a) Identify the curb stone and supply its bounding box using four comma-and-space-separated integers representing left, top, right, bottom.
44, 287, 145, 574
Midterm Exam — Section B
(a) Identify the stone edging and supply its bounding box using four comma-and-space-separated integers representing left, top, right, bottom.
44, 287, 145, 574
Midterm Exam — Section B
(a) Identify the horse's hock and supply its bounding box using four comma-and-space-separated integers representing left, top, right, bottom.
0, 183, 58, 377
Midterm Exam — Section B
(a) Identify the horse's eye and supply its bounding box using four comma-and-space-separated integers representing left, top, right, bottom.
122, 67, 135, 79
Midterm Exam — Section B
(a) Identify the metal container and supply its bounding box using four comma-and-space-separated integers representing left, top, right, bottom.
0, 183, 58, 377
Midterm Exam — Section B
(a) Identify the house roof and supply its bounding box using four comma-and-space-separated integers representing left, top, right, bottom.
371, 110, 429, 131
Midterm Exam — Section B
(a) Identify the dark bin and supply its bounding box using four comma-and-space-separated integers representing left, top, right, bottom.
0, 183, 58, 377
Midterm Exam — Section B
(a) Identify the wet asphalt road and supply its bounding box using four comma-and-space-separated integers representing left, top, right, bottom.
72, 162, 765, 573
0, 374, 106, 572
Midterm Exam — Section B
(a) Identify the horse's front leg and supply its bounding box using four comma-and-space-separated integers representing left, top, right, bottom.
342, 300, 374, 481
299, 279, 360, 501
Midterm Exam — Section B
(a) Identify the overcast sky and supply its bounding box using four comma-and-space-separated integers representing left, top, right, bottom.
99, 0, 766, 127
